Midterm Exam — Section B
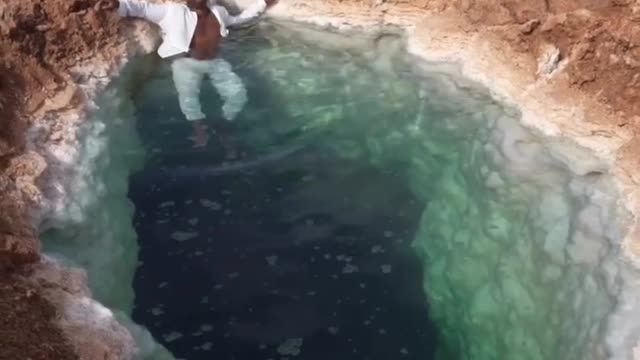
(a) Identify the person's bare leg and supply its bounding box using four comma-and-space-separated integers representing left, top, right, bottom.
191, 119, 209, 148
212, 121, 237, 159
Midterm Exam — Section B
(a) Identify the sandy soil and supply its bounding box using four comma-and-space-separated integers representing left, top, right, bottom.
1, 0, 640, 357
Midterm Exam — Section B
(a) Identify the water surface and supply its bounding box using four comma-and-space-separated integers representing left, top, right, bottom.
42, 21, 619, 360
129, 24, 440, 360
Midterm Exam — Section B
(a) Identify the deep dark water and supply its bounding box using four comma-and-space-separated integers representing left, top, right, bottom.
127, 26, 441, 360
129, 145, 438, 359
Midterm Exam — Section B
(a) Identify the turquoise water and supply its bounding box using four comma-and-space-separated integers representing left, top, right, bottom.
41, 21, 619, 360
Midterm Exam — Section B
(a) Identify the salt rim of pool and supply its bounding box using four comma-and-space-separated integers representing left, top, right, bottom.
256, 3, 640, 358
21, 1, 640, 359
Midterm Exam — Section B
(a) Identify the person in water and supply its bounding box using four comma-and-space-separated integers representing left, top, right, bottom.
101, 0, 277, 149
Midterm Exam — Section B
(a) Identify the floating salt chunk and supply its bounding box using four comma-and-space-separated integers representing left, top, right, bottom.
379, 329, 387, 334
228, 272, 240, 278
201, 342, 213, 350
342, 264, 359, 274
159, 201, 175, 208
151, 307, 164, 316
158, 282, 168, 288
485, 172, 505, 188
266, 255, 278, 266
163, 331, 183, 342
277, 338, 303, 356
383, 231, 394, 238
371, 245, 384, 253
200, 199, 222, 210
334, 255, 352, 262
328, 326, 339, 335
400, 348, 409, 355
381, 264, 392, 273
188, 218, 199, 225
171, 231, 198, 241
201, 324, 213, 332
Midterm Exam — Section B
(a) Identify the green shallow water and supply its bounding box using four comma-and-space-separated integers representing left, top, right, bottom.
42, 21, 621, 360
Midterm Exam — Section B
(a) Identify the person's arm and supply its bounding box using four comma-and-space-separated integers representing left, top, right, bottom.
101, 0, 168, 24
217, 0, 276, 28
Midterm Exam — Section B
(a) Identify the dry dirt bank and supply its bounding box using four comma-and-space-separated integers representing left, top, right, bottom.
1, 0, 640, 358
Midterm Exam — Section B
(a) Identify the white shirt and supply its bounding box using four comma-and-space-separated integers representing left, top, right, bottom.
118, 0, 267, 58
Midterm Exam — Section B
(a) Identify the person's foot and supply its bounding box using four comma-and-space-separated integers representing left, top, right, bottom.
218, 134, 237, 159
213, 120, 239, 159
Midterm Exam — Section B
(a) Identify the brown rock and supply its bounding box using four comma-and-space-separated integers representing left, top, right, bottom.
0, 0, 126, 358
0, 274, 78, 360
520, 18, 541, 34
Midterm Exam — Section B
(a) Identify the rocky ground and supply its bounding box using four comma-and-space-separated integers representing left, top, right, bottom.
1, 0, 125, 357
0, 273, 77, 360
1, 0, 639, 358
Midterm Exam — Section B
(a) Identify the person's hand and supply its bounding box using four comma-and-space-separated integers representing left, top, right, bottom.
264, 0, 278, 9
96, 0, 119, 11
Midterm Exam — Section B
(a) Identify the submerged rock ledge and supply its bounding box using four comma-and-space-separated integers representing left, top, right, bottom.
1, 0, 640, 358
